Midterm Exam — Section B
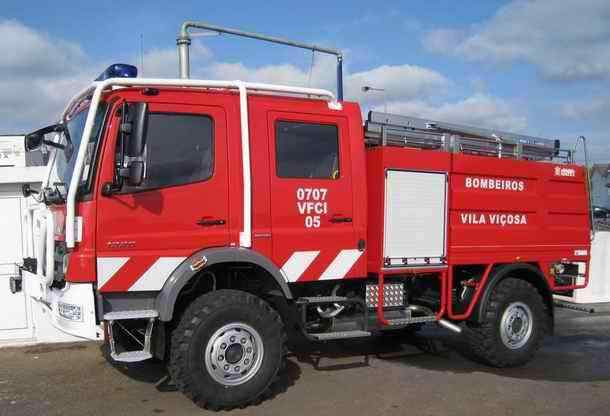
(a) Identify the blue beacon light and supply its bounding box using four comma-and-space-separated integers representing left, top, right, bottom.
95, 64, 138, 81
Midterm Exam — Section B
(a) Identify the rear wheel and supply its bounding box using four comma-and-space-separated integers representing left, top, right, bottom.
169, 289, 285, 410
466, 278, 549, 367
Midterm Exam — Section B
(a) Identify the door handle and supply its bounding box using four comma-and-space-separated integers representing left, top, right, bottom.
196, 218, 226, 226
329, 216, 353, 223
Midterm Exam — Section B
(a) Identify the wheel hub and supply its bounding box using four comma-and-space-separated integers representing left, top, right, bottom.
225, 344, 244, 364
500, 302, 533, 350
204, 323, 264, 386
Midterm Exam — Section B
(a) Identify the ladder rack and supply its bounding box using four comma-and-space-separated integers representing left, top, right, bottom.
364, 111, 572, 162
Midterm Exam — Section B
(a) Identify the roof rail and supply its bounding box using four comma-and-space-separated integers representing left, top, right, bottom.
365, 111, 572, 162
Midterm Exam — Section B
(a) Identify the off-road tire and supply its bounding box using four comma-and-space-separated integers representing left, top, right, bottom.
169, 289, 286, 410
465, 278, 549, 367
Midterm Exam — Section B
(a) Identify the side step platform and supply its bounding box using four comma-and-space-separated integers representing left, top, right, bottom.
297, 296, 372, 341
309, 330, 371, 341
104, 310, 158, 363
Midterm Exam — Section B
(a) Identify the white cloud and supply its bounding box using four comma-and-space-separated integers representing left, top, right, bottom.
205, 59, 449, 104
560, 97, 610, 121
378, 94, 527, 132
0, 19, 522, 142
0, 19, 86, 77
141, 41, 212, 78
346, 65, 448, 102
0, 19, 94, 132
423, 0, 610, 81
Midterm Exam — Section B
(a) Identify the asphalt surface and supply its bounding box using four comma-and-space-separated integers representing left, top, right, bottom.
1, 308, 610, 416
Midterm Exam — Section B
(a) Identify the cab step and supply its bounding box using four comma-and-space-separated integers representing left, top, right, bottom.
309, 330, 372, 341
104, 309, 158, 321
110, 350, 153, 363
105, 310, 157, 363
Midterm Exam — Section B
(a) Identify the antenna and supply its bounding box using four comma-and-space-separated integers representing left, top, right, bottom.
140, 34, 144, 76
307, 50, 315, 87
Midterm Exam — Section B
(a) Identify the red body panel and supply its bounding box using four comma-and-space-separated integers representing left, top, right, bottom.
248, 96, 366, 282
58, 86, 590, 320
365, 146, 590, 319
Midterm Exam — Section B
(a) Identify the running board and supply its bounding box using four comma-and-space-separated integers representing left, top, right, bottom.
309, 330, 372, 340
105, 310, 157, 363
386, 315, 437, 326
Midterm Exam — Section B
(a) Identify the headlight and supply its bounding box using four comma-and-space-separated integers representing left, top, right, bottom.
553, 263, 566, 275
58, 302, 83, 322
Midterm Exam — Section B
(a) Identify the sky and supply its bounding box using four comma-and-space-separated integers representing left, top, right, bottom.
0, 0, 608, 162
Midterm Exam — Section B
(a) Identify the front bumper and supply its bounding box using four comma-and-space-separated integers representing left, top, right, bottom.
22, 270, 101, 340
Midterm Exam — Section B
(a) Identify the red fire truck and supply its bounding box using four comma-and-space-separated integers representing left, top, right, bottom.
15, 22, 592, 409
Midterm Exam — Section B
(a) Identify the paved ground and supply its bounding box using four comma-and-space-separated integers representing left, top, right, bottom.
1, 308, 610, 416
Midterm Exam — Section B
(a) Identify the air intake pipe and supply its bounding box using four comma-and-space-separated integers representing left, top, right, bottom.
177, 21, 344, 100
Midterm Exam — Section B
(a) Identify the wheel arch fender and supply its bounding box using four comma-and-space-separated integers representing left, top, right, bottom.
471, 263, 554, 327
155, 247, 292, 321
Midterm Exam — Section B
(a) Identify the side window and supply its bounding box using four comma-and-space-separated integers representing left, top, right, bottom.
275, 121, 339, 179
136, 113, 213, 190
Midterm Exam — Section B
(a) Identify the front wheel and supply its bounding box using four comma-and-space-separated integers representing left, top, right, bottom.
465, 278, 549, 367
169, 289, 285, 410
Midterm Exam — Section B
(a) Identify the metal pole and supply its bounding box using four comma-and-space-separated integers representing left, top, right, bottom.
177, 21, 343, 98
177, 37, 191, 79
337, 55, 343, 101
577, 135, 595, 240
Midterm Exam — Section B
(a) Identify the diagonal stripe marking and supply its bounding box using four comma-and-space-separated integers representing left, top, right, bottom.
281, 251, 320, 282
129, 257, 186, 291
97, 257, 129, 289
99, 256, 158, 292
319, 249, 363, 280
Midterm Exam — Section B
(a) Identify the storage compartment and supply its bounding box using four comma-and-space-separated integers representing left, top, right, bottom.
383, 170, 447, 267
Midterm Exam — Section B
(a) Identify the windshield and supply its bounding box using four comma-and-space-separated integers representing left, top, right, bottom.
53, 102, 107, 192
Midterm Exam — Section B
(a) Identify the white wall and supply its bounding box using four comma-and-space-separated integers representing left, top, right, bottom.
0, 183, 82, 347
591, 170, 610, 209
557, 232, 610, 304
0, 136, 25, 167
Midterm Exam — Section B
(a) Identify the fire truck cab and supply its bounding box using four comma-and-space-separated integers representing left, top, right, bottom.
16, 24, 592, 410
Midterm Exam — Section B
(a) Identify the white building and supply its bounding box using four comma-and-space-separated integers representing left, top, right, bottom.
0, 135, 81, 346
591, 164, 610, 208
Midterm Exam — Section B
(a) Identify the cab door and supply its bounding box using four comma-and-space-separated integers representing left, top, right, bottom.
267, 111, 362, 283
95, 101, 229, 292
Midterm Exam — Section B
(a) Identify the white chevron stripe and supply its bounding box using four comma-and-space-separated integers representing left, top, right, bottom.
281, 251, 320, 282
319, 249, 362, 280
129, 257, 186, 291
97, 257, 129, 289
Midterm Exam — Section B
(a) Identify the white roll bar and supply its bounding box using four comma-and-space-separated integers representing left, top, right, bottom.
63, 77, 340, 248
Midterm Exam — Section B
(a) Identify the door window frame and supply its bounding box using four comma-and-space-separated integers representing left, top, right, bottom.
116, 110, 216, 195
274, 119, 341, 180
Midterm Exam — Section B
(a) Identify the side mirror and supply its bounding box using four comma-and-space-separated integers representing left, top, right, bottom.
22, 183, 39, 198
127, 160, 144, 187
117, 102, 148, 189
126, 102, 148, 158
24, 133, 43, 151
